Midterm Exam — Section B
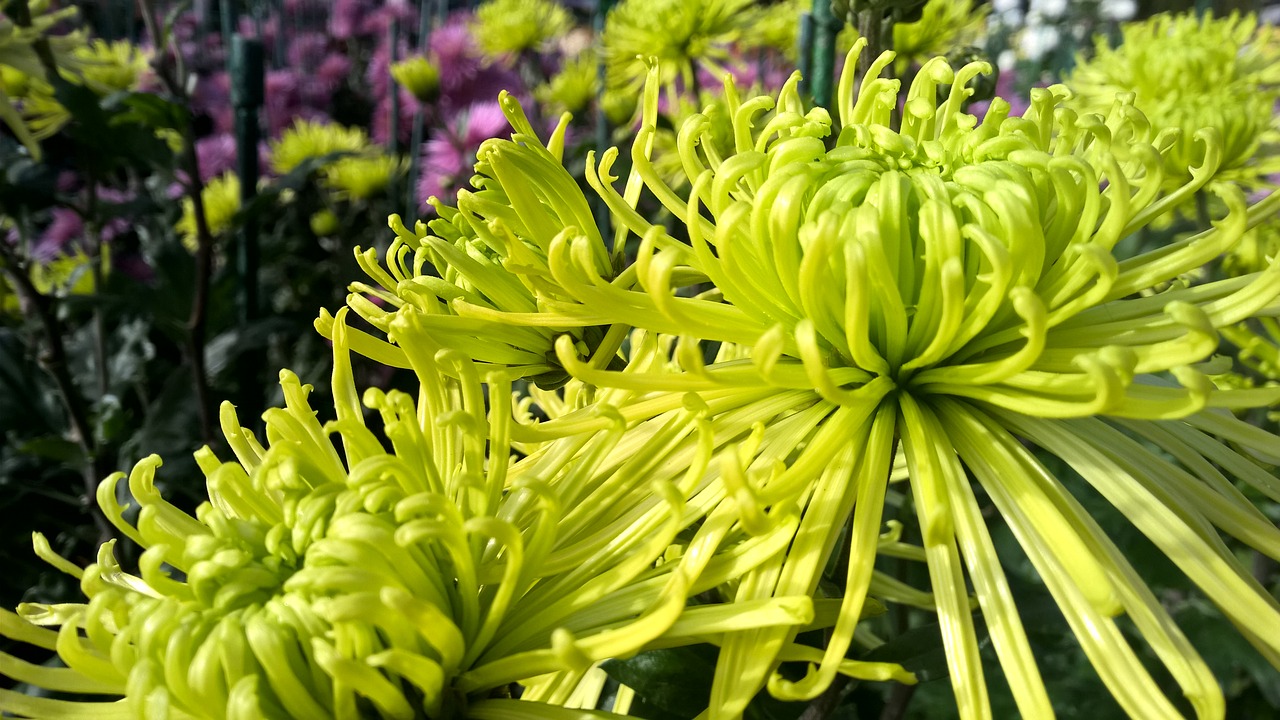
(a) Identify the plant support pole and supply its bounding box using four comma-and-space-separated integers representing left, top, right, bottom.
810, 0, 837, 112
231, 34, 264, 424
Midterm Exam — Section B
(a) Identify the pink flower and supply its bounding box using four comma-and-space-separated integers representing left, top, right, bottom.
372, 86, 419, 146
969, 67, 1032, 120
329, 0, 367, 40
417, 102, 511, 211
287, 32, 330, 68
463, 102, 511, 147
195, 133, 237, 182
36, 210, 83, 261
430, 16, 482, 93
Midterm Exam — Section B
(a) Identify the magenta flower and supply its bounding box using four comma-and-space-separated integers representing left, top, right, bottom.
462, 101, 510, 146
195, 133, 237, 182
416, 101, 510, 210
35, 188, 134, 261
969, 64, 1031, 119
35, 210, 82, 261
286, 32, 329, 68
430, 15, 482, 94
329, 0, 367, 40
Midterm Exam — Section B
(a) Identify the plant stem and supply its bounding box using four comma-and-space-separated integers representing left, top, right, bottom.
0, 242, 113, 543
798, 676, 850, 720
182, 143, 217, 445
84, 182, 110, 400
856, 9, 884, 80
1195, 190, 1211, 232
879, 683, 918, 720
138, 0, 217, 444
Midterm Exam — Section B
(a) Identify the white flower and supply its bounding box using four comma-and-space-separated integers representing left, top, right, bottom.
1018, 24, 1061, 61
1030, 0, 1068, 19
1100, 0, 1138, 21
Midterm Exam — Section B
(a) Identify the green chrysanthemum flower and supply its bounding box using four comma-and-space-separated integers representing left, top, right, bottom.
75, 38, 150, 93
319, 100, 622, 389
345, 43, 1280, 718
892, 0, 989, 69
28, 244, 103, 296
390, 55, 441, 104
1065, 12, 1280, 193
740, 0, 805, 60
176, 172, 241, 252
7, 38, 151, 142
270, 120, 372, 176
472, 0, 573, 59
0, 311, 854, 719
323, 153, 406, 201
536, 54, 599, 116
0, 0, 88, 157
573, 47, 1280, 719
602, 0, 761, 113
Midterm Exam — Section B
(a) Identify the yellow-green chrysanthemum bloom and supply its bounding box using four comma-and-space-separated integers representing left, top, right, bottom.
603, 0, 761, 113
270, 119, 371, 175
739, 0, 805, 61
1065, 12, 1280, 193
0, 2, 90, 157
29, 245, 101, 296
536, 54, 599, 116
569, 47, 1280, 719
646, 88, 737, 191
8, 38, 152, 143
892, 0, 989, 69
348, 43, 1280, 718
472, 0, 573, 59
390, 55, 440, 104
75, 38, 150, 93
322, 153, 406, 201
319, 100, 619, 389
0, 311, 842, 719
177, 172, 241, 252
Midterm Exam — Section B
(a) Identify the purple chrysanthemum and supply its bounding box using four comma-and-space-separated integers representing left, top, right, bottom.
195, 133, 237, 182
416, 101, 510, 210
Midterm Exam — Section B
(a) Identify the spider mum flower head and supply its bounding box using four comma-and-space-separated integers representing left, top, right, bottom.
270, 119, 372, 175
74, 39, 151, 93
536, 54, 599, 116
562, 44, 1280, 719
0, 1, 90, 157
471, 0, 572, 60
1065, 11, 1280, 192
602, 0, 762, 115
0, 311, 834, 719
352, 44, 1280, 718
322, 153, 407, 201
321, 94, 626, 389
892, 0, 990, 70
390, 55, 441, 104
176, 172, 241, 252
0, 37, 147, 154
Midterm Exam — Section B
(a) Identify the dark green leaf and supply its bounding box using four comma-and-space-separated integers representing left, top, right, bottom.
15, 437, 84, 465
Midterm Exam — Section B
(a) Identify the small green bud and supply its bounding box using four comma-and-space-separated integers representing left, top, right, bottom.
310, 209, 339, 237
390, 56, 441, 104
